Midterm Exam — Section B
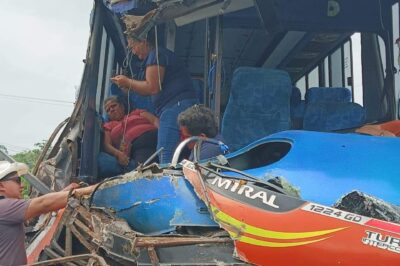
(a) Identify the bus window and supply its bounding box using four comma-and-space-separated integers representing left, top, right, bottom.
296, 76, 306, 99
343, 41, 352, 92
393, 2, 400, 118
324, 57, 330, 86
351, 33, 363, 106
330, 47, 343, 87
308, 66, 319, 88
95, 27, 108, 114
378, 36, 386, 78
104, 40, 115, 102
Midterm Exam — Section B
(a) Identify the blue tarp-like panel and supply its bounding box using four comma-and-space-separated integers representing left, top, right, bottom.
102, 0, 155, 14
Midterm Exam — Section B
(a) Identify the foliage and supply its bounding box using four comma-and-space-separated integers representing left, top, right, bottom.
12, 140, 48, 199
12, 140, 47, 169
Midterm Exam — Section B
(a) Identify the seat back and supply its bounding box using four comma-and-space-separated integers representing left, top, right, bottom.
302, 86, 365, 131
221, 67, 292, 151
290, 86, 306, 129
303, 102, 366, 131
305, 87, 352, 104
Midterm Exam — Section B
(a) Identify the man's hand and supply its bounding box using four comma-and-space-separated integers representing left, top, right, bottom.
62, 182, 80, 191
74, 185, 96, 198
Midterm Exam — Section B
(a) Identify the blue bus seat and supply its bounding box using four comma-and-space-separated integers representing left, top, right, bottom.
302, 86, 365, 131
221, 67, 292, 151
303, 102, 366, 131
290, 86, 306, 129
305, 87, 352, 103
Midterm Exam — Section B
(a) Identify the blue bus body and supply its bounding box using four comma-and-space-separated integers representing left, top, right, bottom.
226, 130, 400, 206
92, 129, 400, 235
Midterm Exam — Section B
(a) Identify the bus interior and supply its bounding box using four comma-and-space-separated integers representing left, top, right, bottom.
34, 0, 400, 185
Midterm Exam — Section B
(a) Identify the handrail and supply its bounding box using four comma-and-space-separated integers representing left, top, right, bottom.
170, 136, 225, 168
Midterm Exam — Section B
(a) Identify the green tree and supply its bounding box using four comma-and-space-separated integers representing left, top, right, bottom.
12, 140, 48, 198
12, 140, 47, 169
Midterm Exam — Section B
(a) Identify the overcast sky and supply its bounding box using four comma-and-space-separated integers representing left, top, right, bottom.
0, 1, 93, 154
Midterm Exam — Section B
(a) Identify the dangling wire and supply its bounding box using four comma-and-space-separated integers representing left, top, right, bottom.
120, 89, 131, 154
122, 48, 134, 77
119, 39, 135, 154
154, 25, 162, 91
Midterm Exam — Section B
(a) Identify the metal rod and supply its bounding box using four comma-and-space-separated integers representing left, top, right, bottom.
214, 15, 223, 126
147, 246, 160, 266
204, 18, 210, 106
65, 226, 72, 256
70, 225, 94, 251
136, 236, 230, 248
29, 254, 98, 266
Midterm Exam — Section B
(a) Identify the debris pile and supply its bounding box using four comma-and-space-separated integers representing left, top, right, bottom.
334, 191, 400, 224
123, 9, 157, 39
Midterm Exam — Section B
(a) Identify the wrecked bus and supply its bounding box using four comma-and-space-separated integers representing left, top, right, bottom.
25, 0, 400, 265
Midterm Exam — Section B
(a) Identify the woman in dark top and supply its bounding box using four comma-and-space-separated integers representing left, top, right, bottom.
111, 28, 198, 164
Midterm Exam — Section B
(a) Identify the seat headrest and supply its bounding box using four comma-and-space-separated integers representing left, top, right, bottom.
306, 87, 352, 104
303, 102, 366, 131
291, 86, 302, 106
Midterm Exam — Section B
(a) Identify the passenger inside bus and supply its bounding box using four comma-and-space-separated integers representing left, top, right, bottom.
111, 24, 198, 164
178, 105, 228, 161
356, 120, 400, 137
98, 95, 158, 178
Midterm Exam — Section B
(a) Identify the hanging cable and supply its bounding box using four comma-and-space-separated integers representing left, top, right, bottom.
118, 37, 136, 154
119, 89, 131, 154
155, 25, 163, 91
122, 47, 134, 77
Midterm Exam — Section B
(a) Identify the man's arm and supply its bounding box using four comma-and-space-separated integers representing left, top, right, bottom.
24, 185, 96, 220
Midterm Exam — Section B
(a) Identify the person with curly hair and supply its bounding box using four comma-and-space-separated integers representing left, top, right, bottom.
177, 105, 228, 160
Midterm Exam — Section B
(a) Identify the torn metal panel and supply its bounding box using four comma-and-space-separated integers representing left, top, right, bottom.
91, 166, 217, 234
334, 191, 400, 224
34, 128, 82, 192
42, 198, 243, 265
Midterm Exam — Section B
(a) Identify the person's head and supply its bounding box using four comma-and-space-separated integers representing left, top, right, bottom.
177, 105, 219, 149
104, 95, 128, 121
127, 28, 156, 60
0, 161, 28, 199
